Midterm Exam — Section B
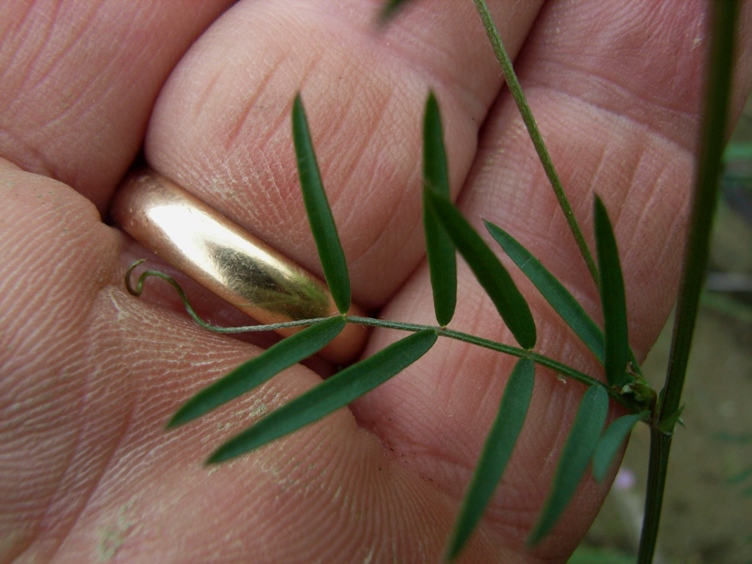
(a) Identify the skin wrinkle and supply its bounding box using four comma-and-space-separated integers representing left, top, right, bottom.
223, 61, 282, 152
0, 178, 118, 562
5, 359, 80, 557
7, 2, 64, 96
471, 91, 688, 341
607, 145, 647, 229
0, 9, 33, 92
302, 446, 378, 561
32, 375, 114, 562
185, 406, 446, 554
188, 146, 296, 246
16, 4, 106, 140
377, 18, 483, 108
2, 1, 751, 561
313, 87, 379, 206
334, 143, 406, 251
191, 68, 223, 130
521, 50, 703, 153
348, 161, 425, 305
0, 127, 53, 179
530, 61, 700, 150
551, 83, 699, 158
330, 75, 394, 165
0, 0, 37, 68
621, 159, 676, 261
173, 48, 326, 231
630, 165, 681, 250
586, 125, 619, 206
1, 1, 237, 209
558, 3, 702, 85
2, 213, 96, 374
146, 1, 532, 308
12, 273, 124, 563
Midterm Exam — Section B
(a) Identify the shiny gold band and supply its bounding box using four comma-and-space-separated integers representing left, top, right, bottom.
110, 168, 366, 364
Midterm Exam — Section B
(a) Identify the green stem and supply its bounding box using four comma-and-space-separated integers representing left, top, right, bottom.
125, 262, 643, 412
471, 0, 648, 385
471, 0, 599, 284
639, 1, 739, 561
348, 316, 640, 411
657, 0, 738, 425
638, 429, 671, 564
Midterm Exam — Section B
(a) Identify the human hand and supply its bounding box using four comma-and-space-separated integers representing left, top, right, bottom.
2, 1, 750, 561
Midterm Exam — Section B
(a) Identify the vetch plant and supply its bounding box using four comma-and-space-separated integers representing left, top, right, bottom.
124, 0, 740, 561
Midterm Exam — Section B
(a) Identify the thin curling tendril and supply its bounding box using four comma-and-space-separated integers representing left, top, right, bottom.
124, 260, 332, 334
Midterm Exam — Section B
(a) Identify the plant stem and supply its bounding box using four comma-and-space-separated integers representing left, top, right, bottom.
128, 262, 646, 413
347, 316, 641, 411
638, 429, 671, 563
471, 0, 599, 284
128, 264, 615, 396
639, 1, 739, 561
657, 0, 738, 425
471, 0, 649, 384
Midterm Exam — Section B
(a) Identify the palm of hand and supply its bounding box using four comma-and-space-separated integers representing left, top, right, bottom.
2, 1, 748, 561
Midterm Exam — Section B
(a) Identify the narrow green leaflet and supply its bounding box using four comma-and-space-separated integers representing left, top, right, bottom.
446, 357, 535, 561
594, 196, 631, 389
592, 412, 646, 482
426, 191, 536, 350
168, 317, 346, 428
528, 385, 609, 546
485, 221, 605, 364
423, 92, 456, 326
292, 94, 351, 314
207, 330, 438, 464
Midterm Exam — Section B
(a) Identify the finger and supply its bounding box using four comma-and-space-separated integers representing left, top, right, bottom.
0, 164, 506, 561
145, 0, 544, 308
355, 0, 752, 558
0, 0, 234, 211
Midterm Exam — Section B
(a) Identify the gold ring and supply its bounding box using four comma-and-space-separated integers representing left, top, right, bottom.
110, 168, 367, 364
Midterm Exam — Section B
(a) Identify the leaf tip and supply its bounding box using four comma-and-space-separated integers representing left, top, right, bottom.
165, 414, 184, 430
376, 0, 411, 26
525, 525, 546, 548
166, 404, 201, 429
442, 544, 460, 563
425, 89, 438, 113
205, 445, 233, 466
